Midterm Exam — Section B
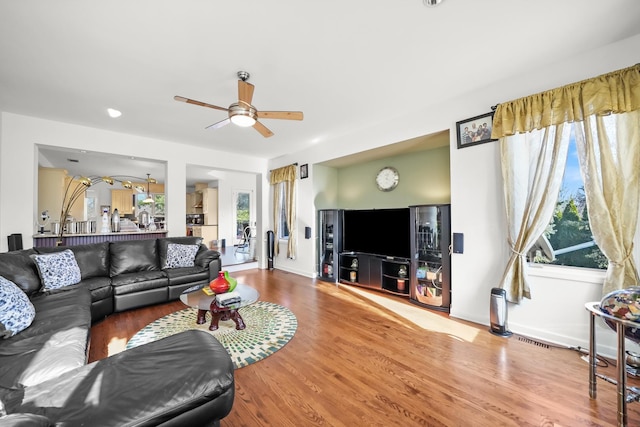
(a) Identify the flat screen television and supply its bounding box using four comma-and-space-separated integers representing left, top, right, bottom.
342, 208, 411, 259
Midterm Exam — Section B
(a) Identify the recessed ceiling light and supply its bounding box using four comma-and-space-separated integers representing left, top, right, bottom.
107, 108, 122, 118
423, 0, 443, 6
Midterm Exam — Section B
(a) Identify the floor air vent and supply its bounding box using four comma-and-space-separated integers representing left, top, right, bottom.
517, 336, 551, 349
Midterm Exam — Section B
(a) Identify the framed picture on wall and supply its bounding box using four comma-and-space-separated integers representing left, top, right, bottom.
456, 112, 497, 149
300, 163, 309, 179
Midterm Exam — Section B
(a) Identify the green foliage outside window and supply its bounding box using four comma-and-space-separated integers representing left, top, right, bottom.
135, 193, 165, 218
537, 189, 607, 269
236, 193, 250, 238
533, 132, 607, 270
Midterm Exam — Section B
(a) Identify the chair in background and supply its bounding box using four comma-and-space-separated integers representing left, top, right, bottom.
235, 226, 251, 254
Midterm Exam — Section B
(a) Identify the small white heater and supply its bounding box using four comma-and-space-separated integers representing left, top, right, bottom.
489, 287, 512, 337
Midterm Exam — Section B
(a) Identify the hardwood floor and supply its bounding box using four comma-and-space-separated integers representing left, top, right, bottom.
89, 269, 640, 426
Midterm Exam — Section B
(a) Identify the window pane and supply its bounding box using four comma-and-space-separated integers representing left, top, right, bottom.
134, 193, 164, 219
236, 192, 251, 239
153, 194, 165, 216
532, 126, 606, 269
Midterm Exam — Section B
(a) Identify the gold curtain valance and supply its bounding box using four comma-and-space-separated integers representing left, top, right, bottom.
492, 64, 640, 138
270, 164, 297, 184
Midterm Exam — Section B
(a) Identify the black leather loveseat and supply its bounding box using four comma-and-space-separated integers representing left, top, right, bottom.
0, 236, 235, 426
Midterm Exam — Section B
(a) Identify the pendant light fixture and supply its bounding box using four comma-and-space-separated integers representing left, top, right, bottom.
143, 173, 155, 204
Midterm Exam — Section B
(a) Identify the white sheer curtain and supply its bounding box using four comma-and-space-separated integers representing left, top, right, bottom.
498, 125, 571, 303
574, 111, 640, 295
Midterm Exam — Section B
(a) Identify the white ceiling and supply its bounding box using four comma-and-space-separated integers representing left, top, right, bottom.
2, 1, 640, 182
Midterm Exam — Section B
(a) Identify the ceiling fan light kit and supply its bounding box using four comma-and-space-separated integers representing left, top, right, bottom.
229, 102, 257, 127
174, 70, 303, 138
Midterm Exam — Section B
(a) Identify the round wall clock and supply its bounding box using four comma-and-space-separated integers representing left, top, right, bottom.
375, 166, 399, 192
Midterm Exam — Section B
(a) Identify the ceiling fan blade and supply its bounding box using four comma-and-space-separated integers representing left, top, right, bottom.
238, 81, 255, 105
205, 118, 231, 130
174, 95, 228, 112
253, 120, 274, 138
257, 111, 304, 121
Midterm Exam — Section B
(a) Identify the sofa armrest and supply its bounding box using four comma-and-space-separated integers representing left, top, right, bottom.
0, 413, 53, 426
194, 245, 221, 281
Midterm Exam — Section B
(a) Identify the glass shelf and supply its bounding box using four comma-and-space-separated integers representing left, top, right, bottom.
410, 204, 451, 311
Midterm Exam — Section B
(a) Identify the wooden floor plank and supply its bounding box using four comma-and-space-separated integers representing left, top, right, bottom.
89, 269, 640, 426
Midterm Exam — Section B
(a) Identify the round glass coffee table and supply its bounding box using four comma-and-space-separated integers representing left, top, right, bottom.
180, 283, 259, 331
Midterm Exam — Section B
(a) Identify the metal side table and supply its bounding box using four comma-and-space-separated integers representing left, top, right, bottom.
585, 302, 640, 427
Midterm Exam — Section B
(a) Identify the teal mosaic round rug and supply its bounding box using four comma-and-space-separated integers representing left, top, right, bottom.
126, 301, 297, 369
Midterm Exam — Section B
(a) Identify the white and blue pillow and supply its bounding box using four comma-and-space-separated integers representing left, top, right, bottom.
32, 249, 82, 291
164, 243, 199, 269
0, 276, 36, 338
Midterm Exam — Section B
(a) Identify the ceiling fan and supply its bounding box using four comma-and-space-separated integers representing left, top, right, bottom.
174, 71, 303, 138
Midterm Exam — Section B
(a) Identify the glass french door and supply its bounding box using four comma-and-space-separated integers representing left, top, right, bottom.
232, 190, 253, 246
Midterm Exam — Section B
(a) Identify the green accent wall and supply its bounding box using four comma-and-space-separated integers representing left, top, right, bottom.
313, 164, 339, 210
337, 145, 450, 209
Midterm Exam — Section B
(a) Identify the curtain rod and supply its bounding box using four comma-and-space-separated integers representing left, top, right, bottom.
269, 162, 298, 173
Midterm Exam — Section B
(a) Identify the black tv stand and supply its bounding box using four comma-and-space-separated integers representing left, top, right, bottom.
339, 252, 410, 296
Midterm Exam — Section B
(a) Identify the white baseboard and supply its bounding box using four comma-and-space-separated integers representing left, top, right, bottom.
223, 262, 258, 273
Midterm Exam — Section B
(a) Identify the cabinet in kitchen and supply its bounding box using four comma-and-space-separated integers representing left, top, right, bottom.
188, 183, 216, 221
201, 188, 218, 224
132, 181, 164, 194
191, 225, 218, 247
111, 189, 134, 214
186, 192, 199, 215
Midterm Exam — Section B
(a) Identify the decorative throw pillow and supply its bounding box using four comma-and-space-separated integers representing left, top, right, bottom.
0, 276, 36, 339
31, 249, 82, 291
164, 243, 199, 269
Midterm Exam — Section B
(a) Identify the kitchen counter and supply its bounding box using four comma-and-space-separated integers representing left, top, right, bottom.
33, 230, 168, 247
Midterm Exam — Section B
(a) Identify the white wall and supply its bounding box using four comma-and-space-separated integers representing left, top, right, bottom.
269, 34, 640, 356
0, 113, 269, 253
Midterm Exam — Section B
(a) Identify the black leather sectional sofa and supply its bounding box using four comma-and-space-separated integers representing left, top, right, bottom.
0, 236, 235, 426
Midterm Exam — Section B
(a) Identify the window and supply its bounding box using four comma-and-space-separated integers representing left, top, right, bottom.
277, 182, 289, 239
135, 193, 165, 219
531, 125, 606, 269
